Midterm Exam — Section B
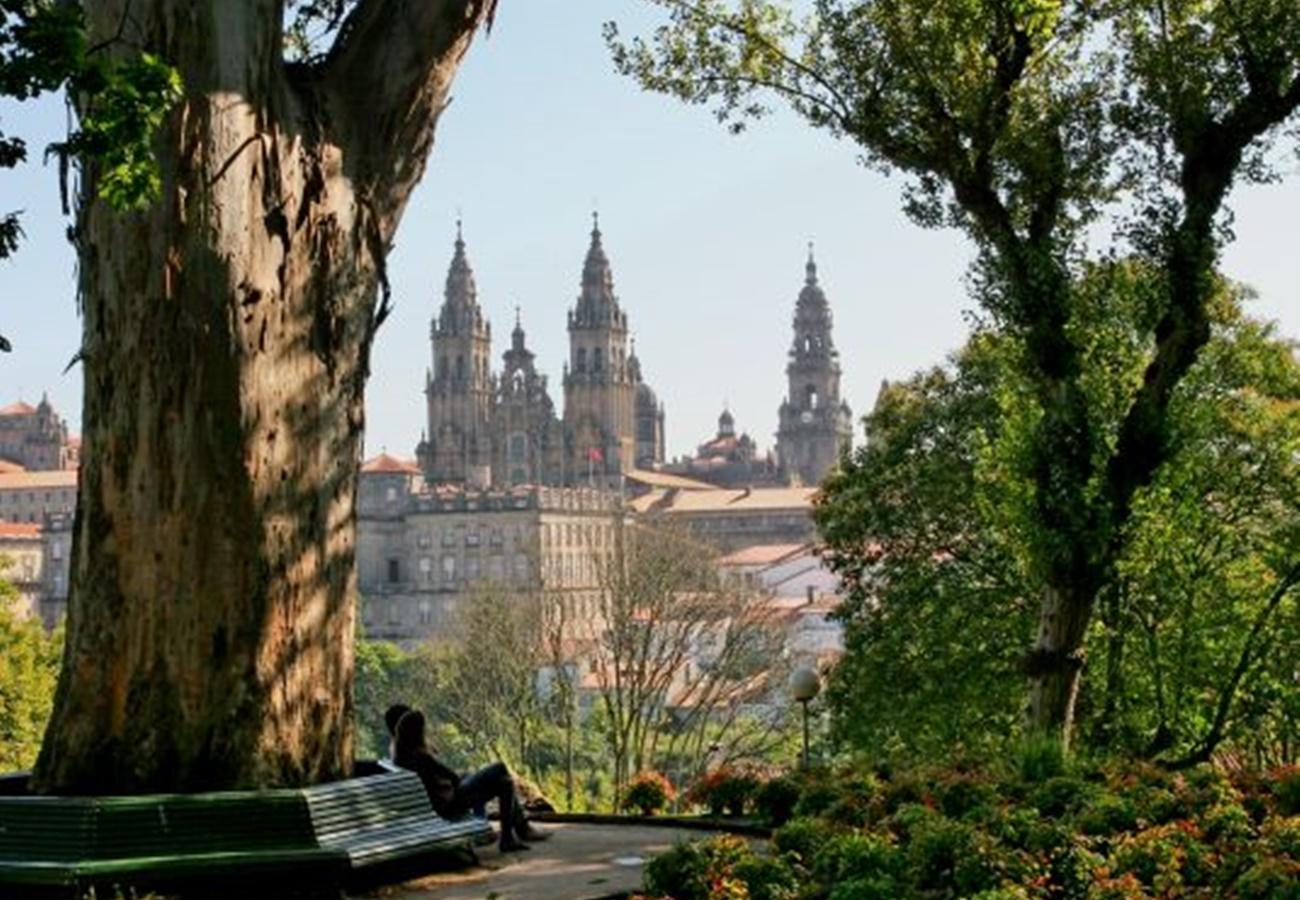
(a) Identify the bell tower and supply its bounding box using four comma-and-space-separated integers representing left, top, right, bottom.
562, 214, 636, 484
419, 221, 494, 484
775, 245, 853, 485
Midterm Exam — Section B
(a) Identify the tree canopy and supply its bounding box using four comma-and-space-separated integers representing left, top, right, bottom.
817, 267, 1300, 766
611, 0, 1300, 745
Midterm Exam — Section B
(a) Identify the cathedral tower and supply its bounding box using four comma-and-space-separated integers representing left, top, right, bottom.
492, 309, 565, 485
563, 215, 638, 483
419, 222, 494, 485
775, 246, 853, 485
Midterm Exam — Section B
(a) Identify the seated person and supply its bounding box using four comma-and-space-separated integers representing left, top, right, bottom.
393, 709, 547, 853
383, 703, 411, 759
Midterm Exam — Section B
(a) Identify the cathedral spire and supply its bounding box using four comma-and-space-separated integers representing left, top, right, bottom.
443, 218, 478, 312
512, 305, 526, 352
576, 211, 621, 324
806, 241, 818, 285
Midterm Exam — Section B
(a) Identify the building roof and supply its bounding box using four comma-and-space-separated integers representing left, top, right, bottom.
624, 469, 716, 491
0, 401, 37, 417
630, 486, 817, 515
361, 453, 422, 475
0, 521, 41, 538
0, 470, 78, 490
718, 543, 811, 568
0, 459, 26, 474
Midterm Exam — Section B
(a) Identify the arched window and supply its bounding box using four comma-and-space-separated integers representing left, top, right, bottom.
438, 357, 448, 378
509, 432, 527, 462
805, 385, 819, 409
576, 347, 587, 373
456, 356, 465, 379
593, 347, 604, 372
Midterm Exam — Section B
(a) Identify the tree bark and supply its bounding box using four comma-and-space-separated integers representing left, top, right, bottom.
34, 0, 493, 794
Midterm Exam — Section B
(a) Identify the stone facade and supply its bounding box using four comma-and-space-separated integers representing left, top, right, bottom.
416, 217, 665, 490
0, 469, 78, 525
775, 248, 853, 486
0, 396, 78, 472
0, 513, 72, 626
357, 455, 624, 644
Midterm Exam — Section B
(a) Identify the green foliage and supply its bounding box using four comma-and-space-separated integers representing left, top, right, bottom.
816, 270, 1300, 766
650, 761, 1300, 899
0, 564, 60, 770
688, 766, 759, 816
753, 773, 801, 826
643, 834, 755, 900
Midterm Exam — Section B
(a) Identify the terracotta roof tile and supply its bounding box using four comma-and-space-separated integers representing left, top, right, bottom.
0, 401, 37, 416
718, 543, 811, 567
0, 522, 42, 538
361, 453, 421, 475
0, 460, 26, 474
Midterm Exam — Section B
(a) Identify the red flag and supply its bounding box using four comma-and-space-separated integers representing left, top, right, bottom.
586, 446, 604, 463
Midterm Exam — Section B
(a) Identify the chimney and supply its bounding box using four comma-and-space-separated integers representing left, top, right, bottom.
805, 585, 815, 606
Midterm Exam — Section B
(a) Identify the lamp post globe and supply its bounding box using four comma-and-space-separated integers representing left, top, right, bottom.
789, 666, 821, 703
788, 666, 820, 768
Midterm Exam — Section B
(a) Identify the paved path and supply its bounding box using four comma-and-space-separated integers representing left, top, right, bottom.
357, 823, 717, 900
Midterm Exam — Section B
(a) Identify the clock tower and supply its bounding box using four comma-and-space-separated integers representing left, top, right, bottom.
775, 246, 852, 485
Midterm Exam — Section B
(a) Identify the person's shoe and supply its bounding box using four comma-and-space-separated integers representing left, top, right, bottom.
518, 824, 550, 842
499, 837, 532, 853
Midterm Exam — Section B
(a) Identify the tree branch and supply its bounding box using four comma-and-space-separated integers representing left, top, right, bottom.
322, 0, 496, 232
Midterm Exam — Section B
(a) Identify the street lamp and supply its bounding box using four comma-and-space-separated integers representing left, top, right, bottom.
788, 666, 821, 769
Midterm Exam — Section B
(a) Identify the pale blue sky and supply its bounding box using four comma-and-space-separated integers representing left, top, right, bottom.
1, 1, 1297, 460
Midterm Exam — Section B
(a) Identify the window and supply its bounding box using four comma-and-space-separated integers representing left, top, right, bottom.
593, 347, 604, 372
466, 557, 480, 579
576, 348, 587, 373
456, 356, 465, 379
805, 385, 819, 409
386, 486, 398, 502
417, 532, 431, 549
386, 558, 401, 583
419, 556, 433, 577
509, 432, 527, 462
51, 541, 62, 560
419, 600, 433, 625
466, 526, 480, 547
442, 555, 457, 581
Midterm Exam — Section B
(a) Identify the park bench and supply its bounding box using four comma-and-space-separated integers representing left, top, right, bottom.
0, 767, 492, 898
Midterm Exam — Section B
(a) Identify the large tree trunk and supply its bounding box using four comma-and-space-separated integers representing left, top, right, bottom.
33, 0, 494, 794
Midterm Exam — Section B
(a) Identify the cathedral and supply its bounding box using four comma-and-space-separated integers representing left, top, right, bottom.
413, 218, 850, 492
415, 216, 666, 488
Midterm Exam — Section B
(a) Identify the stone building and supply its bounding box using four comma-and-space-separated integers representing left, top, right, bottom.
0, 513, 71, 625
0, 469, 78, 524
357, 454, 624, 644
0, 396, 78, 471
629, 485, 819, 553
416, 217, 665, 489
775, 248, 853, 486
662, 407, 781, 489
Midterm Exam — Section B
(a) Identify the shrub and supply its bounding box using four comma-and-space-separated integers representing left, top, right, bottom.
732, 854, 799, 900
773, 816, 837, 865
1107, 821, 1213, 894
1272, 766, 1300, 817
1200, 802, 1255, 843
1231, 856, 1300, 900
643, 835, 752, 900
938, 773, 1000, 820
792, 769, 843, 818
688, 767, 759, 817
1078, 792, 1140, 835
1031, 776, 1095, 818
754, 775, 802, 827
827, 879, 899, 900
624, 771, 675, 816
811, 831, 900, 886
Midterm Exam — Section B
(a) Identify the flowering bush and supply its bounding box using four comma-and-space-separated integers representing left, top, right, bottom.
641, 762, 1300, 899
623, 771, 675, 816
688, 767, 760, 817
754, 774, 802, 827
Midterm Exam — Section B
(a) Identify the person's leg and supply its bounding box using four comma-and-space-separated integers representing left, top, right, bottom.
456, 763, 527, 851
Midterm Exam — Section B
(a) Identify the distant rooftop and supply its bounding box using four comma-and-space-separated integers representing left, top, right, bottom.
630, 486, 817, 515
0, 470, 78, 489
360, 453, 422, 475
0, 521, 42, 538
718, 542, 811, 567
0, 401, 37, 417
624, 468, 716, 491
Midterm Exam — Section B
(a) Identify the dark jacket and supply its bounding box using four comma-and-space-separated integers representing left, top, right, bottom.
395, 747, 462, 818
